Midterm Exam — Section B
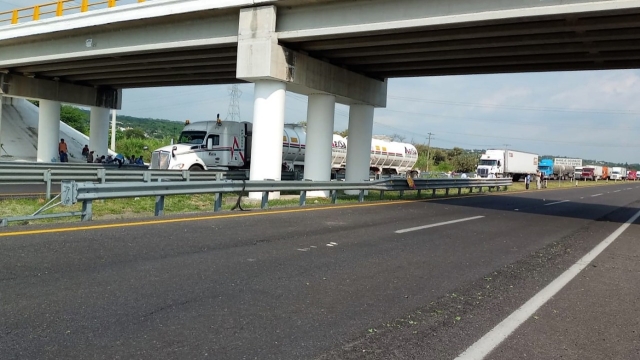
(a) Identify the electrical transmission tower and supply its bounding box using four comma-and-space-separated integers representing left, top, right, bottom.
225, 84, 242, 122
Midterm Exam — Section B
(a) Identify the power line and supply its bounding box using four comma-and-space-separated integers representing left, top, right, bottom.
388, 95, 640, 115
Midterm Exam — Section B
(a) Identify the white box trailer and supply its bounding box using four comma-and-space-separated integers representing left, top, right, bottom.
477, 149, 539, 181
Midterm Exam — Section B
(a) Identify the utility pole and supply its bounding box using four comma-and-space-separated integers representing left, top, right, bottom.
426, 132, 434, 172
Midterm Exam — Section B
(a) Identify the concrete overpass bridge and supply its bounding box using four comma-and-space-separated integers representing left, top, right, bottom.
1, 0, 640, 198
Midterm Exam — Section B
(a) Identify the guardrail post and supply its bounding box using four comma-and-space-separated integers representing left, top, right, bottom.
155, 196, 165, 216
458, 188, 462, 195
143, 171, 151, 183
416, 189, 421, 198
261, 192, 269, 209
182, 170, 190, 181
97, 168, 106, 184
299, 191, 307, 206
399, 190, 404, 198
44, 169, 52, 200
155, 179, 165, 216
445, 188, 450, 195
469, 187, 473, 193
358, 190, 365, 203
478, 187, 483, 193
331, 190, 337, 204
432, 189, 436, 197
0, 218, 7, 227
81, 200, 93, 221
213, 193, 222, 212
379, 190, 385, 200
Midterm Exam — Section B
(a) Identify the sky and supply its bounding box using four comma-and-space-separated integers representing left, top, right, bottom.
3, 1, 640, 164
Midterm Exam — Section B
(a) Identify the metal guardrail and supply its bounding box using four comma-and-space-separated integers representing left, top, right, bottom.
0, 0, 147, 26
0, 178, 513, 226
0, 166, 301, 199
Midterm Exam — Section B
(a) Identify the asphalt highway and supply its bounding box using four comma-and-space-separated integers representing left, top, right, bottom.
1, 183, 639, 359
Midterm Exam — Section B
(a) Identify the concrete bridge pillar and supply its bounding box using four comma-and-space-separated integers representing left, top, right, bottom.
37, 100, 61, 163
345, 104, 374, 194
90, 106, 110, 159
304, 94, 336, 198
248, 80, 287, 200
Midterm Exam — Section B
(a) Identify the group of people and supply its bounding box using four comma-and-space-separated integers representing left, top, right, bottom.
524, 171, 546, 190
58, 139, 145, 166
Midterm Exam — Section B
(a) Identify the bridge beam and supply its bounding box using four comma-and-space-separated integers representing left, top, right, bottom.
236, 5, 387, 107
37, 100, 61, 163
0, 73, 120, 109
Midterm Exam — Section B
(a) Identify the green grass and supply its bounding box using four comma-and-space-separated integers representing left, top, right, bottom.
1, 179, 634, 227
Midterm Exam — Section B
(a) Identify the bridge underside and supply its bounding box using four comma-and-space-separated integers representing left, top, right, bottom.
281, 8, 640, 79
9, 46, 244, 89
3, 2, 640, 89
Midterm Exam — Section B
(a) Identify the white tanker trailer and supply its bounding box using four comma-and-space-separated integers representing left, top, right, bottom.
149, 119, 418, 176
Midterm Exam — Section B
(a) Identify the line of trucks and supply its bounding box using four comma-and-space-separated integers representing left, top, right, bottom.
476, 149, 635, 181
150, 119, 635, 182
149, 119, 419, 177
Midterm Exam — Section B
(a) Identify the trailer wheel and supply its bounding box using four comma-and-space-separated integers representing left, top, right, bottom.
189, 165, 204, 171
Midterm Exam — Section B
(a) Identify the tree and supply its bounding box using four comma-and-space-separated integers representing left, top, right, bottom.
452, 154, 478, 173
432, 149, 447, 165
390, 133, 406, 142
123, 128, 147, 139
60, 105, 89, 135
334, 129, 348, 137
447, 147, 464, 159
298, 121, 307, 127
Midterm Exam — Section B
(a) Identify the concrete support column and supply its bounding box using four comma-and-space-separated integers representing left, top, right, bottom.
345, 104, 374, 194
37, 100, 61, 163
248, 80, 287, 200
304, 94, 336, 198
90, 106, 110, 158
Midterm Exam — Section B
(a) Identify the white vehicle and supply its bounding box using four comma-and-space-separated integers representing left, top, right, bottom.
476, 149, 538, 181
574, 166, 584, 180
610, 167, 627, 180
150, 119, 418, 176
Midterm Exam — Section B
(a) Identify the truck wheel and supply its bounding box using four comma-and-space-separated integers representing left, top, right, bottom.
512, 174, 521, 182
189, 165, 204, 171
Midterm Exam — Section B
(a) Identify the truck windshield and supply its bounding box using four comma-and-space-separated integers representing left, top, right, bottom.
178, 131, 207, 145
479, 160, 497, 166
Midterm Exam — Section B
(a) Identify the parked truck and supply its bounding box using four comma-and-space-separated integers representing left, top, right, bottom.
553, 158, 581, 180
609, 167, 627, 180
149, 119, 418, 177
538, 159, 555, 179
477, 149, 538, 181
582, 165, 607, 181
574, 166, 584, 180
628, 170, 637, 181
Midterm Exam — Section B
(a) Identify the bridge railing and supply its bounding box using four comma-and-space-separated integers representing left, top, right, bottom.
0, 178, 513, 226
0, 0, 146, 26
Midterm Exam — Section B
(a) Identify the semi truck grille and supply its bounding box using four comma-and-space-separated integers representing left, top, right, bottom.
478, 168, 488, 176
151, 151, 170, 169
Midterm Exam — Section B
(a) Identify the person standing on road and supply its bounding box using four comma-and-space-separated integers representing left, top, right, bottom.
58, 139, 68, 162
86, 150, 94, 163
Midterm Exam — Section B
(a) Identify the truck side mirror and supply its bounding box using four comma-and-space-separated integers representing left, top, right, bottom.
207, 138, 213, 149
497, 161, 501, 166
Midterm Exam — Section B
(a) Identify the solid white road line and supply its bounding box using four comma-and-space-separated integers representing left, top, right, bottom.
544, 200, 570, 206
395, 216, 484, 234
454, 208, 640, 360
591, 193, 602, 197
